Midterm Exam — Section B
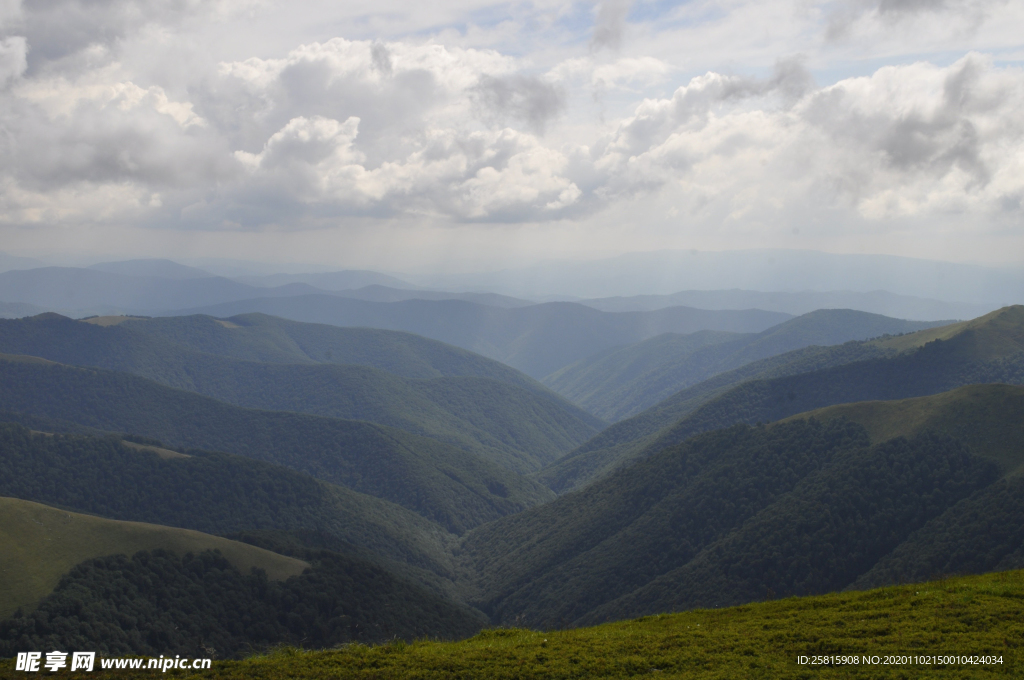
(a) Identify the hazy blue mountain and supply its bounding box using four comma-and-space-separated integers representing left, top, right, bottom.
332, 285, 534, 308
408, 249, 1024, 305
88, 258, 215, 279
177, 295, 792, 378
0, 313, 603, 473
0, 252, 44, 273
0, 302, 46, 318
0, 267, 331, 314
579, 289, 992, 321
544, 310, 951, 421
539, 306, 1024, 493
236, 270, 419, 290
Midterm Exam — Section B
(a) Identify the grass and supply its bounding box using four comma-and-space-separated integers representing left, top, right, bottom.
0, 497, 307, 619
870, 306, 1024, 356
4, 569, 1022, 678
788, 383, 1024, 475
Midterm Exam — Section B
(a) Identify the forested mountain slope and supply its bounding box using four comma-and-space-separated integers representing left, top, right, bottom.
0, 356, 554, 533
179, 295, 791, 378
0, 493, 482, 656
460, 383, 1024, 628
544, 309, 948, 421
540, 306, 1024, 492
0, 314, 603, 473
0, 547, 483, 659
0, 423, 463, 589
0, 496, 306, 619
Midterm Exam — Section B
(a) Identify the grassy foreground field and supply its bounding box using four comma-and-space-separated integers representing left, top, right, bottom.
4, 569, 1021, 678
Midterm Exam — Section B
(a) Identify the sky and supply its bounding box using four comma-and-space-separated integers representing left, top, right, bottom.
0, 0, 1022, 272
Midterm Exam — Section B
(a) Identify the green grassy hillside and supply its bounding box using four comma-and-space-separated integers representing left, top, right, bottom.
0, 360, 554, 533
0, 423, 463, 591
541, 305, 1024, 492
784, 384, 1024, 474
0, 314, 603, 472
8, 569, 1020, 678
544, 309, 948, 422
0, 497, 306, 619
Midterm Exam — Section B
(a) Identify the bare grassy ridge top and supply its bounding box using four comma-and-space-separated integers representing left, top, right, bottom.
0, 497, 307, 619
787, 383, 1024, 475
8, 569, 1021, 679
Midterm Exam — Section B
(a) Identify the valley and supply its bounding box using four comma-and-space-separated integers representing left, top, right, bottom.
1, 282, 1022, 674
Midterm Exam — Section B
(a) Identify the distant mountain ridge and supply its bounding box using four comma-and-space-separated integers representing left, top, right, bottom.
539, 306, 1024, 493
579, 289, 992, 321
329, 285, 534, 308
178, 296, 792, 378
0, 267, 333, 315
544, 309, 950, 421
88, 258, 215, 279
410, 248, 1024, 304
235, 270, 419, 291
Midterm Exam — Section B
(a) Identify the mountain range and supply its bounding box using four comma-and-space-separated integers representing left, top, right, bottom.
3, 300, 1024, 661
538, 305, 1024, 492
0, 313, 602, 473
178, 296, 791, 378
544, 309, 950, 421
578, 289, 993, 321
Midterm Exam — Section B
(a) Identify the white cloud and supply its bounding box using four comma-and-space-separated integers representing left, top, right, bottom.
0, 0, 1022, 265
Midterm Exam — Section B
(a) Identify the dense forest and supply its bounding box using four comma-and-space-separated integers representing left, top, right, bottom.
461, 419, 1001, 628
0, 423, 458, 581
0, 548, 481, 659
0, 358, 553, 533
0, 314, 603, 473
3, 307, 1024, 664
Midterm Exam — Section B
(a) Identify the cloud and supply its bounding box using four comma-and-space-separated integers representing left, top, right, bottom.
825, 0, 999, 41
571, 52, 1023, 236
591, 0, 632, 52
0, 34, 24, 86
1, 0, 253, 73
0, 1, 1021, 253
471, 74, 565, 134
